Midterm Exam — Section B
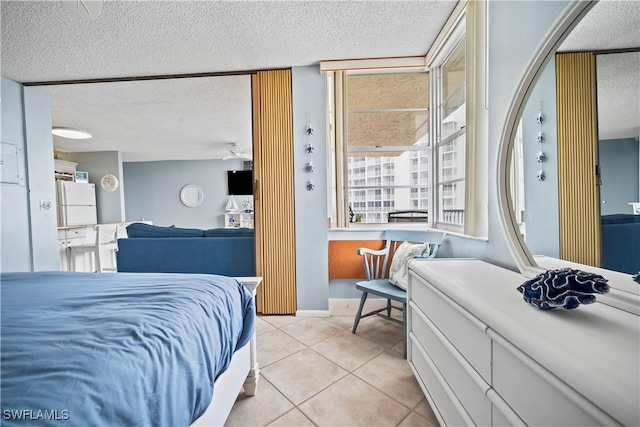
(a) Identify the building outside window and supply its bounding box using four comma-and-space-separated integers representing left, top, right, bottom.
344, 71, 430, 223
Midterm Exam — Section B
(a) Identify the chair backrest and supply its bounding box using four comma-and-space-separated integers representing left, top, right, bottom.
95, 224, 119, 249
384, 229, 446, 257
94, 224, 120, 272
360, 230, 446, 281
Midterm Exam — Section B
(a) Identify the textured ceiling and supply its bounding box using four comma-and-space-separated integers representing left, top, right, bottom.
560, 0, 640, 140
596, 52, 640, 141
0, 0, 456, 161
1, 1, 456, 82
45, 76, 253, 162
1, 1, 638, 161
559, 0, 640, 52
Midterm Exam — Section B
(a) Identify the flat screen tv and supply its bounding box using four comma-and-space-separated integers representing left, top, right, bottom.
227, 170, 253, 195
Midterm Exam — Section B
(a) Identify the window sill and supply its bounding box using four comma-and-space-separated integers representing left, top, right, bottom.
328, 222, 488, 242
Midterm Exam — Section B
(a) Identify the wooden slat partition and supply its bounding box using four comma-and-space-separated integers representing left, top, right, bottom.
252, 70, 297, 314
555, 53, 601, 266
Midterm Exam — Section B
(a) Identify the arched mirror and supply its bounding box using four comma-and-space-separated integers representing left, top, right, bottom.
498, 1, 640, 280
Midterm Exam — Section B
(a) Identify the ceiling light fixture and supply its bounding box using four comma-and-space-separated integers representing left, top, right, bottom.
52, 128, 93, 140
61, 0, 103, 21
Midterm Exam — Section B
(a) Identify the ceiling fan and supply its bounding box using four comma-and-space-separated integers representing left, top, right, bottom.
222, 143, 253, 161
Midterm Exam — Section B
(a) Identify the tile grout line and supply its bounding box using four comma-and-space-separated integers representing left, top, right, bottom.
270, 319, 411, 416
249, 316, 430, 427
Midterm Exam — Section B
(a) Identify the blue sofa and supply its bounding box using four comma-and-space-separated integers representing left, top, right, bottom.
600, 214, 640, 274
116, 223, 255, 277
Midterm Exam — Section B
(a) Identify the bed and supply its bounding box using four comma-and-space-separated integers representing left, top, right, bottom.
0, 271, 260, 426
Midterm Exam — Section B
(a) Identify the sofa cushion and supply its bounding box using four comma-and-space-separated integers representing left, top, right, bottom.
601, 214, 640, 225
116, 237, 255, 276
204, 227, 254, 237
126, 223, 205, 238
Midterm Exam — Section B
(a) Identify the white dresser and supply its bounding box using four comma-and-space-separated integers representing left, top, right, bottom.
407, 259, 639, 426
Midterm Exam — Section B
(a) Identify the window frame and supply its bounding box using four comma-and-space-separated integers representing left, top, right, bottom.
429, 18, 467, 233
323, 0, 480, 234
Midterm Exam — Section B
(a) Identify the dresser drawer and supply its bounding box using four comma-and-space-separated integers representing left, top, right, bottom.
492, 337, 617, 426
409, 339, 469, 427
409, 272, 491, 382
410, 305, 492, 426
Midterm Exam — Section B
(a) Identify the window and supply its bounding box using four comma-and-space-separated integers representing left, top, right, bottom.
341, 71, 430, 224
433, 36, 466, 228
324, 2, 479, 232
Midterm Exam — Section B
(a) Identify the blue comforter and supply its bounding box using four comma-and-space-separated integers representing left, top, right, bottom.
1, 272, 255, 426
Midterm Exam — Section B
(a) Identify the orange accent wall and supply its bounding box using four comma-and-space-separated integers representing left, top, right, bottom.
328, 240, 385, 279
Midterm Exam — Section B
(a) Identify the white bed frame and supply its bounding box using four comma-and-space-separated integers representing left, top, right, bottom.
192, 277, 261, 427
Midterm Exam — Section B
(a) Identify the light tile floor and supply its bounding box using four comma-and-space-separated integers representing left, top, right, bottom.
225, 315, 440, 427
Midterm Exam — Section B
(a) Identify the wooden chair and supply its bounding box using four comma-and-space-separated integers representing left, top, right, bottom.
352, 230, 446, 358
69, 224, 121, 272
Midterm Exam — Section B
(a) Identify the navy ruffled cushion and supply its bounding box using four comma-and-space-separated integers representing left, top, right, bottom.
126, 223, 205, 238
517, 268, 609, 310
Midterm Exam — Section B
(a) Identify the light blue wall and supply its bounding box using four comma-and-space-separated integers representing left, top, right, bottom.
23, 87, 59, 270
1, 77, 31, 272
123, 158, 246, 229
522, 57, 560, 258
485, 0, 570, 270
67, 151, 126, 224
292, 66, 329, 311
1, 77, 58, 272
599, 138, 640, 215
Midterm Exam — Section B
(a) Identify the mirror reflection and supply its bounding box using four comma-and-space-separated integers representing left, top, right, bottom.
508, 1, 640, 275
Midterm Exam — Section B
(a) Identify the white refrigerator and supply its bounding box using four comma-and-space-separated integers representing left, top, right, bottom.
57, 181, 98, 227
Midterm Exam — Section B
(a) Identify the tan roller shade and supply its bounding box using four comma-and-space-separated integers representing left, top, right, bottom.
346, 73, 429, 153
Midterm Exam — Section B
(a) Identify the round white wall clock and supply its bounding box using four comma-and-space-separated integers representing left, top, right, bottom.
180, 184, 204, 207
100, 174, 119, 192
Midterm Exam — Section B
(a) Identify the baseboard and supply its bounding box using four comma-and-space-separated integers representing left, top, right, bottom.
329, 298, 387, 316
295, 310, 331, 317
295, 299, 390, 317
